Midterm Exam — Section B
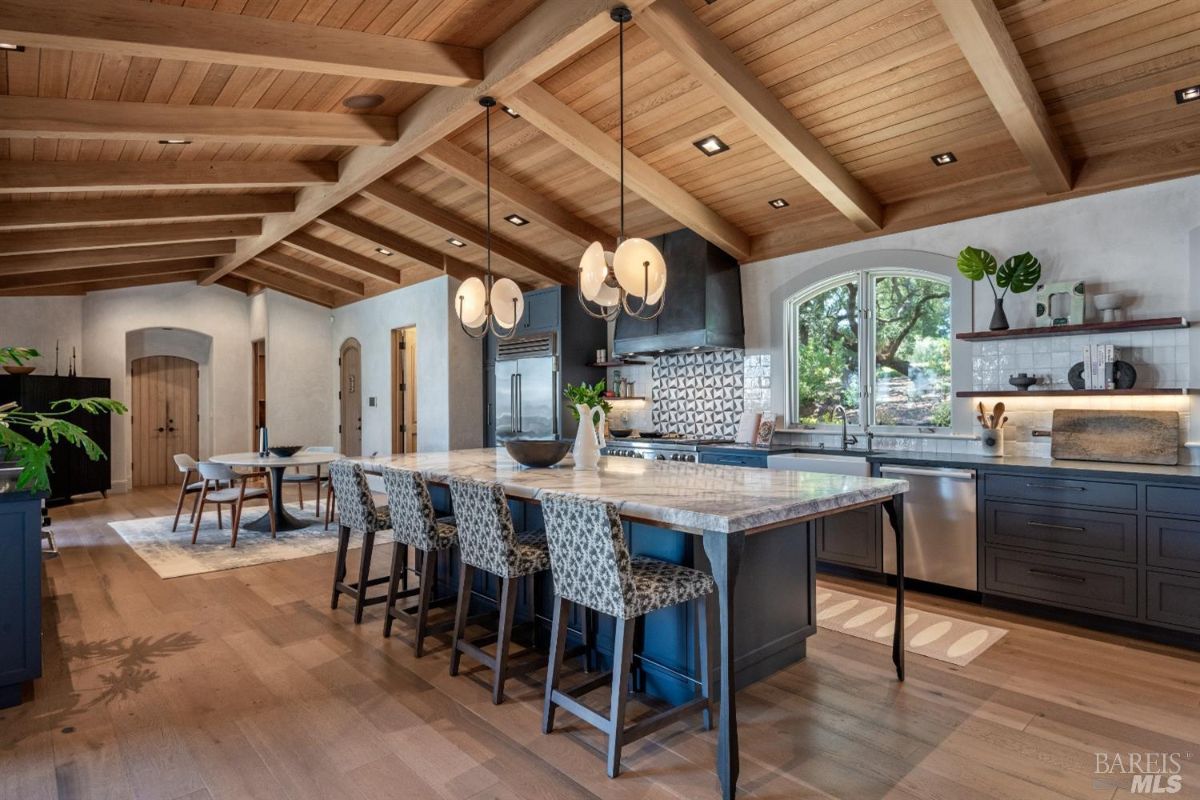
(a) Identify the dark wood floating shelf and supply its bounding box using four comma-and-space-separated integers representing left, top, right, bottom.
957, 316, 1189, 341
593, 359, 649, 367
957, 388, 1197, 397
603, 396, 647, 401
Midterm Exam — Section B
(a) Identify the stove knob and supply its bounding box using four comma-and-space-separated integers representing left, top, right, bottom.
655, 454, 667, 460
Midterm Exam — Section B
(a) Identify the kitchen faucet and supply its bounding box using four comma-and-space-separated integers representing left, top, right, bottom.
832, 405, 858, 451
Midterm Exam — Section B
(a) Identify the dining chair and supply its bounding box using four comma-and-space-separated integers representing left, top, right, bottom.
171, 453, 203, 532
283, 445, 334, 514
191, 462, 275, 547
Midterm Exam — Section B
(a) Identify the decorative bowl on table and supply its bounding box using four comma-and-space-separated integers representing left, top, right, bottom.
2, 365, 35, 375
268, 445, 303, 457
504, 439, 571, 468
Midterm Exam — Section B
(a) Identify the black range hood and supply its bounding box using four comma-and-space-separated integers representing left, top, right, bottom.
612, 228, 744, 356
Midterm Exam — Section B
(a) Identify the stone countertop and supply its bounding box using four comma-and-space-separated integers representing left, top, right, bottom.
357, 448, 907, 534
867, 451, 1200, 483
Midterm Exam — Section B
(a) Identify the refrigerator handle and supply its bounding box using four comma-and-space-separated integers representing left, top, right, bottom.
515, 373, 522, 432
509, 373, 518, 433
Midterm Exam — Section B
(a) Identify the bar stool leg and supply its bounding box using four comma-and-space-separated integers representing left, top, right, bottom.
698, 594, 714, 731
606, 617, 637, 779
492, 576, 518, 705
542, 596, 569, 734
383, 541, 406, 638
449, 564, 475, 677
331, 524, 351, 609
414, 548, 438, 658
353, 531, 376, 624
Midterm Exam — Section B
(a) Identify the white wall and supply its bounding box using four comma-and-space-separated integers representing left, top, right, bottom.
262, 291, 335, 448
0, 296, 84, 374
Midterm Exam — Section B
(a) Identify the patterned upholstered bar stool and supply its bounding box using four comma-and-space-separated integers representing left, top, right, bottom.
328, 460, 392, 624
447, 476, 551, 705
381, 467, 458, 656
539, 492, 716, 779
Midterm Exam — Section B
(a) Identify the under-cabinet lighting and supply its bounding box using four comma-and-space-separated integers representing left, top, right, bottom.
1176, 85, 1200, 104
504, 213, 529, 226
768, 198, 789, 208
0, 43, 25, 52
375, 247, 395, 256
930, 152, 957, 166
159, 139, 192, 145
693, 135, 729, 156
447, 238, 467, 248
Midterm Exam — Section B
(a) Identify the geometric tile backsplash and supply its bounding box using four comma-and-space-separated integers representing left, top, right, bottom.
652, 350, 745, 438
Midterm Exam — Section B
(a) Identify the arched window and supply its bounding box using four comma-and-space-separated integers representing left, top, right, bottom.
786, 269, 951, 430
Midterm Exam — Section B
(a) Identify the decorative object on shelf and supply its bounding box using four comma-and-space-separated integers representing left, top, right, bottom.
564, 381, 611, 471
576, 7, 666, 323
53, 340, 60, 376
753, 414, 776, 447
956, 246, 1042, 331
503, 439, 571, 469
0, 345, 36, 375
0, 347, 126, 492
1093, 292, 1124, 323
1068, 359, 1136, 390
976, 400, 1006, 457
1008, 373, 1037, 391
595, 349, 607, 363
1034, 280, 1085, 327
454, 97, 524, 340
69, 346, 76, 378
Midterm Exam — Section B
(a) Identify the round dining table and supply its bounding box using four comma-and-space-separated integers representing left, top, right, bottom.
210, 451, 342, 532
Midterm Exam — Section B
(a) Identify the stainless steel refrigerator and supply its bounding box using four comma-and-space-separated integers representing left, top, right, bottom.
493, 334, 558, 442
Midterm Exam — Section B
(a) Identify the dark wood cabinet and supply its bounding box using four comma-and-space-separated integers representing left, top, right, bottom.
0, 492, 42, 708
815, 506, 881, 571
0, 375, 112, 502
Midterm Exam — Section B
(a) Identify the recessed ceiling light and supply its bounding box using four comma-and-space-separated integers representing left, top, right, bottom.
768, 198, 789, 208
342, 93, 384, 110
504, 213, 529, 226
930, 151, 957, 166
0, 43, 25, 52
693, 135, 729, 156
446, 237, 467, 248
1176, 85, 1200, 104
375, 247, 395, 256
502, 105, 520, 118
158, 139, 192, 145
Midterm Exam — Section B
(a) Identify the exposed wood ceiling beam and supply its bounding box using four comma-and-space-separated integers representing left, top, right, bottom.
0, 240, 236, 276
933, 0, 1072, 194
0, 161, 337, 194
0, 0, 483, 87
257, 250, 367, 296
637, 0, 883, 232
361, 180, 574, 284
0, 193, 294, 230
203, 0, 655, 284
239, 264, 338, 308
282, 231, 408, 286
313, 212, 487, 285
508, 82, 751, 260
0, 258, 214, 290
215, 275, 253, 295
420, 140, 612, 249
0, 219, 261, 256
0, 271, 209, 297
0, 96, 397, 146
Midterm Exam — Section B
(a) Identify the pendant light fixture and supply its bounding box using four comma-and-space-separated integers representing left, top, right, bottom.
576, 6, 666, 322
456, 96, 524, 339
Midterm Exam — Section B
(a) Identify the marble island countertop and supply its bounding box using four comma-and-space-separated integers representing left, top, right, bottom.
357, 448, 908, 533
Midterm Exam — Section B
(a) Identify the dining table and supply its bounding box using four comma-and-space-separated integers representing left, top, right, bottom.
210, 450, 342, 532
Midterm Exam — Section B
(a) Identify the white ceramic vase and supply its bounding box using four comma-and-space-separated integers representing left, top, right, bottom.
572, 403, 606, 471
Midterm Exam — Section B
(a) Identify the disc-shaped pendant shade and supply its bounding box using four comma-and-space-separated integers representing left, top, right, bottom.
455, 276, 488, 328
613, 237, 666, 299
580, 241, 620, 306
490, 277, 525, 328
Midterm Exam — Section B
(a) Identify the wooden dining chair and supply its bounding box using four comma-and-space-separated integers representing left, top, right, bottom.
283, 445, 334, 514
171, 453, 203, 532
192, 462, 275, 547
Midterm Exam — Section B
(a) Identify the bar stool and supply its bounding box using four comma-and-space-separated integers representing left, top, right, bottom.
539, 492, 715, 779
447, 476, 550, 705
328, 460, 392, 624
381, 467, 458, 656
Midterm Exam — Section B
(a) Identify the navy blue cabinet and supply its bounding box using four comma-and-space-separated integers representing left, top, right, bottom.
0, 492, 43, 708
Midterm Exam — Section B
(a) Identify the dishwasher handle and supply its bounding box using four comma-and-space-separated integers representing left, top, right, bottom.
879, 465, 976, 481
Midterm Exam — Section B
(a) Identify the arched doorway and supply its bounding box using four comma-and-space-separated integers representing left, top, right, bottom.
339, 338, 362, 457
131, 355, 200, 487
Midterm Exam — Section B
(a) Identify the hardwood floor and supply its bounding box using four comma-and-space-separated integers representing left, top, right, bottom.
4, 487, 1199, 800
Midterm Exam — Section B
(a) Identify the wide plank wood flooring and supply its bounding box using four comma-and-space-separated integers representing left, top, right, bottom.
3, 486, 1199, 800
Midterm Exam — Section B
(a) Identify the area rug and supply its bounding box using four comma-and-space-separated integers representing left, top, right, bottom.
108, 504, 361, 579
815, 585, 1007, 666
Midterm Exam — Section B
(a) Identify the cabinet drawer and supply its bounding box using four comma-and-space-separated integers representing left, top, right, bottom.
1147, 516, 1200, 573
1146, 571, 1200, 633
984, 502, 1137, 563
815, 508, 880, 571
984, 474, 1136, 509
1145, 485, 1200, 516
983, 548, 1137, 619
699, 452, 767, 469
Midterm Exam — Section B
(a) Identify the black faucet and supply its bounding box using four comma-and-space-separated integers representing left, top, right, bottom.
832, 405, 858, 451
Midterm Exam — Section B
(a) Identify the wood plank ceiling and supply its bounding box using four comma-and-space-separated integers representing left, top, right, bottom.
0, 0, 1197, 306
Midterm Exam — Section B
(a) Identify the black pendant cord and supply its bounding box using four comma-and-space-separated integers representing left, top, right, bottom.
618, 14, 625, 244
485, 98, 493, 288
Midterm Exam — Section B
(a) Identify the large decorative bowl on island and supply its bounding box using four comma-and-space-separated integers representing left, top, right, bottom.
504, 439, 571, 468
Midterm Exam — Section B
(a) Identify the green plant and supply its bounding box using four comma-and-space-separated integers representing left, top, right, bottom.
0, 347, 127, 492
956, 246, 1042, 300
563, 380, 612, 421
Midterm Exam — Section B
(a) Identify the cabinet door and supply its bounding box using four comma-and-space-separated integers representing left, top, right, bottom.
816, 507, 880, 571
521, 288, 560, 331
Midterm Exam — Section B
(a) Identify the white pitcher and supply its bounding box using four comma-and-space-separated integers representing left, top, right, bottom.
573, 403, 605, 471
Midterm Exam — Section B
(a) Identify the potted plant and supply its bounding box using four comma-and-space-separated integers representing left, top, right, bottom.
1, 345, 38, 375
563, 380, 612, 471
956, 247, 1042, 330
0, 347, 127, 493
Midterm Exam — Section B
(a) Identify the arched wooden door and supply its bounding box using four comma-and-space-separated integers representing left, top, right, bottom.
131, 355, 200, 487
339, 339, 362, 457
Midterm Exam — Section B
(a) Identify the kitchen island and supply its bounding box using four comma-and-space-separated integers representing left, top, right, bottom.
358, 448, 909, 799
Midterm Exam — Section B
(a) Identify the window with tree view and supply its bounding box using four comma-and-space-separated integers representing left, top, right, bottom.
788, 270, 951, 429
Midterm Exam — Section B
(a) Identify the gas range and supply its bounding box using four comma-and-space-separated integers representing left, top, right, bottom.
603, 436, 733, 463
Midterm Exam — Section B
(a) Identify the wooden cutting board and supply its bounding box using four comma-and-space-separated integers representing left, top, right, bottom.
1051, 409, 1180, 465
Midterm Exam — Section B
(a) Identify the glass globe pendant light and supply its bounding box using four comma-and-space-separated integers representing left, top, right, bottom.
576, 6, 666, 322
456, 96, 524, 339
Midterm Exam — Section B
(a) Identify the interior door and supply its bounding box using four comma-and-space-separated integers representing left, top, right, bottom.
340, 339, 362, 457
131, 355, 199, 487
392, 327, 418, 453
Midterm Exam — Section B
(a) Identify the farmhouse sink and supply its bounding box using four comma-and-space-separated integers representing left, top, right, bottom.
766, 451, 872, 477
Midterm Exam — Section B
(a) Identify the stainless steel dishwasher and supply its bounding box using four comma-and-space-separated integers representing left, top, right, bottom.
880, 465, 978, 591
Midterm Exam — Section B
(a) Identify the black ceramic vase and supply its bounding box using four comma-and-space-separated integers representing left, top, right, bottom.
989, 297, 1009, 331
